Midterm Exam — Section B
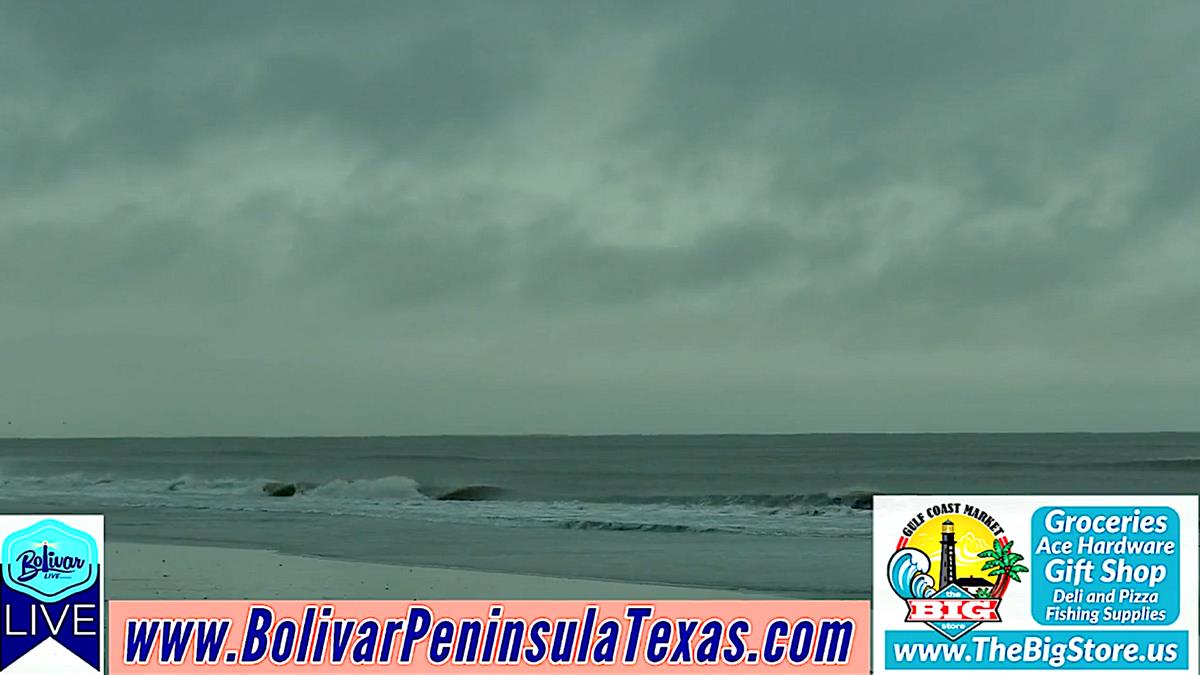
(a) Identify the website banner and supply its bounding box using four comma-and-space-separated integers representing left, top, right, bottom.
109, 600, 868, 673
873, 495, 1198, 674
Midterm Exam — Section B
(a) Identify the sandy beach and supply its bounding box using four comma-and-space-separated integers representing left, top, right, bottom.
107, 541, 766, 600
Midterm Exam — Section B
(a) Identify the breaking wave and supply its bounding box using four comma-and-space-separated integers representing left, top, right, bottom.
0, 472, 871, 538
556, 520, 713, 534
434, 485, 511, 501
976, 456, 1200, 471
604, 488, 876, 512
1088, 456, 1200, 470
2, 473, 872, 512
259, 479, 508, 501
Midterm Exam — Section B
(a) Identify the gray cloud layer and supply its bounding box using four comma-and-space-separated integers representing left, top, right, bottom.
2, 1, 1197, 435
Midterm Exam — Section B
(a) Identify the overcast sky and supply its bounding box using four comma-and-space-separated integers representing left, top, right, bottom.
2, 1, 1198, 436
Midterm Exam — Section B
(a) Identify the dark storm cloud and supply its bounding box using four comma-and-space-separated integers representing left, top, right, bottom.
291, 208, 512, 306
0, 2, 554, 187
1, 0, 1198, 434
624, 1, 1200, 310
0, 206, 257, 304
522, 222, 796, 304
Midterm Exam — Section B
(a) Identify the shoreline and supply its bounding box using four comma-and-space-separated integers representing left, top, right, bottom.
107, 541, 770, 600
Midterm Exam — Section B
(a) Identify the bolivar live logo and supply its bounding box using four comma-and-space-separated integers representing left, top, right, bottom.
0, 516, 103, 673
887, 502, 1024, 641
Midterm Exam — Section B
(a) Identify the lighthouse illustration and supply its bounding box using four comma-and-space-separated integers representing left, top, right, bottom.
939, 519, 956, 590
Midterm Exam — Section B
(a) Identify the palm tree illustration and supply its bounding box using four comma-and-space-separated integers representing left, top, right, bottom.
977, 539, 1028, 598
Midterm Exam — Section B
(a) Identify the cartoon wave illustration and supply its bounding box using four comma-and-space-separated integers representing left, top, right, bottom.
888, 548, 937, 599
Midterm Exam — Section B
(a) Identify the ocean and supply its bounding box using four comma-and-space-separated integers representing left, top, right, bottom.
1, 434, 1196, 597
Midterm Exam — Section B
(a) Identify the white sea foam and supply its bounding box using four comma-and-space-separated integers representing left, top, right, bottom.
0, 471, 871, 538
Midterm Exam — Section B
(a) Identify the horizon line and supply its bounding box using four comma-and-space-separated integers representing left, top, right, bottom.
1, 430, 1197, 441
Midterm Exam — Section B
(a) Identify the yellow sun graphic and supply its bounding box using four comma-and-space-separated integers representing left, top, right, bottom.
908, 514, 997, 590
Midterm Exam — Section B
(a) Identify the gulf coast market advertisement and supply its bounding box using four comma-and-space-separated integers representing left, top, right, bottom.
874, 496, 1198, 673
